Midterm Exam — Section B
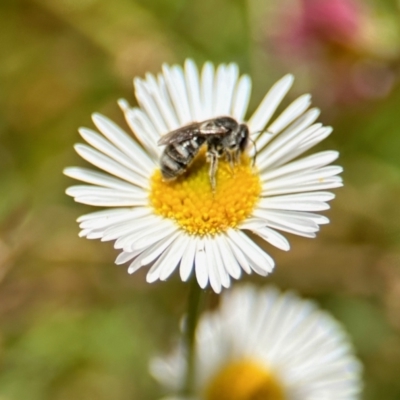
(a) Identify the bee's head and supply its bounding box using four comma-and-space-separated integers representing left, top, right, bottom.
221, 123, 249, 154
237, 124, 249, 152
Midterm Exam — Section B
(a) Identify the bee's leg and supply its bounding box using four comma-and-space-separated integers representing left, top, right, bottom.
234, 149, 240, 165
226, 152, 235, 173
207, 151, 218, 192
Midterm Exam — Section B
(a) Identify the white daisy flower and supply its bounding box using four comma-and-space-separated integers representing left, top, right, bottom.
150, 285, 362, 400
64, 60, 342, 293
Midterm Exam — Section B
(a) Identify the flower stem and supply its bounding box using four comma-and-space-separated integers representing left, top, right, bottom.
182, 277, 205, 395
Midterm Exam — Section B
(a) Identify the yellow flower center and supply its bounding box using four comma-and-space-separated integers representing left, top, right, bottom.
205, 359, 286, 400
149, 152, 261, 236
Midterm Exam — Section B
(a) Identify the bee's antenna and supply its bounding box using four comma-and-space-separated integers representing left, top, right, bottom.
249, 137, 257, 167
249, 129, 274, 167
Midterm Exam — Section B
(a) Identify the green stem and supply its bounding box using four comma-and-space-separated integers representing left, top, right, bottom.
181, 277, 205, 396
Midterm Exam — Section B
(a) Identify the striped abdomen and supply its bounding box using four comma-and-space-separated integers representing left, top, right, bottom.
160, 137, 206, 180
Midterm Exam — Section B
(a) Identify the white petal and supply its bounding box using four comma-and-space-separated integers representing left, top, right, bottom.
259, 150, 339, 183
265, 166, 343, 190
217, 235, 242, 279
213, 63, 238, 116
77, 208, 132, 223
67, 186, 147, 207
225, 64, 240, 113
150, 238, 183, 283
108, 217, 163, 246
258, 198, 329, 211
143, 73, 178, 135
224, 237, 252, 275
204, 238, 222, 293
264, 166, 342, 192
128, 234, 178, 283
103, 215, 156, 241
299, 125, 334, 150
74, 195, 147, 207
262, 177, 343, 197
210, 239, 231, 289
268, 94, 312, 134
78, 210, 148, 233
265, 221, 317, 238
195, 239, 208, 289
300, 125, 333, 149
250, 94, 312, 157
227, 230, 274, 276
258, 193, 332, 212
269, 210, 329, 225
140, 231, 182, 266
115, 249, 143, 265
213, 64, 227, 116
240, 222, 290, 251
200, 62, 214, 119
179, 237, 197, 281
145, 237, 181, 282
255, 228, 290, 252
256, 109, 321, 170
184, 59, 202, 121
231, 75, 251, 121
253, 210, 319, 237
133, 78, 167, 135
143, 73, 179, 131
114, 231, 143, 249
91, 112, 154, 171
132, 222, 178, 251
78, 128, 150, 181
248, 74, 294, 134
119, 228, 170, 265
120, 106, 160, 159
64, 167, 140, 192
159, 235, 190, 281
275, 127, 333, 168
161, 64, 191, 125
74, 144, 150, 189
81, 208, 149, 231
253, 209, 321, 233
86, 230, 108, 239
173, 65, 194, 123
78, 229, 91, 237
66, 185, 144, 198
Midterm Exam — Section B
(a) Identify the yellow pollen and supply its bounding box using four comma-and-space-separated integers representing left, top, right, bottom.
205, 359, 286, 400
149, 152, 261, 236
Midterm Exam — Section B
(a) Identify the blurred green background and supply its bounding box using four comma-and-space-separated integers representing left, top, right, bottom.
1, 0, 400, 398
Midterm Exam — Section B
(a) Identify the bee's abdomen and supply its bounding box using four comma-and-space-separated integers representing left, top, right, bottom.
160, 137, 205, 180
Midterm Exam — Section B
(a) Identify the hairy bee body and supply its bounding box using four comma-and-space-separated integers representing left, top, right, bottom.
159, 136, 206, 180
157, 116, 250, 190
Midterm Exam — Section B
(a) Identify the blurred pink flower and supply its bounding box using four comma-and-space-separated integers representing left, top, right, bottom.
295, 0, 362, 48
270, 0, 398, 105
277, 0, 367, 58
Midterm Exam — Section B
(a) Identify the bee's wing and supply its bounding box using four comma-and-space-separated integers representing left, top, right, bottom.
157, 119, 230, 146
200, 127, 229, 135
157, 122, 201, 146
198, 117, 232, 135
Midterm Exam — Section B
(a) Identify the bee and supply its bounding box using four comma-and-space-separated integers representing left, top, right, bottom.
157, 116, 250, 191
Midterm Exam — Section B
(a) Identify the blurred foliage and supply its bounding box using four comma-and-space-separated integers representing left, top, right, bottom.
1, 0, 400, 398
